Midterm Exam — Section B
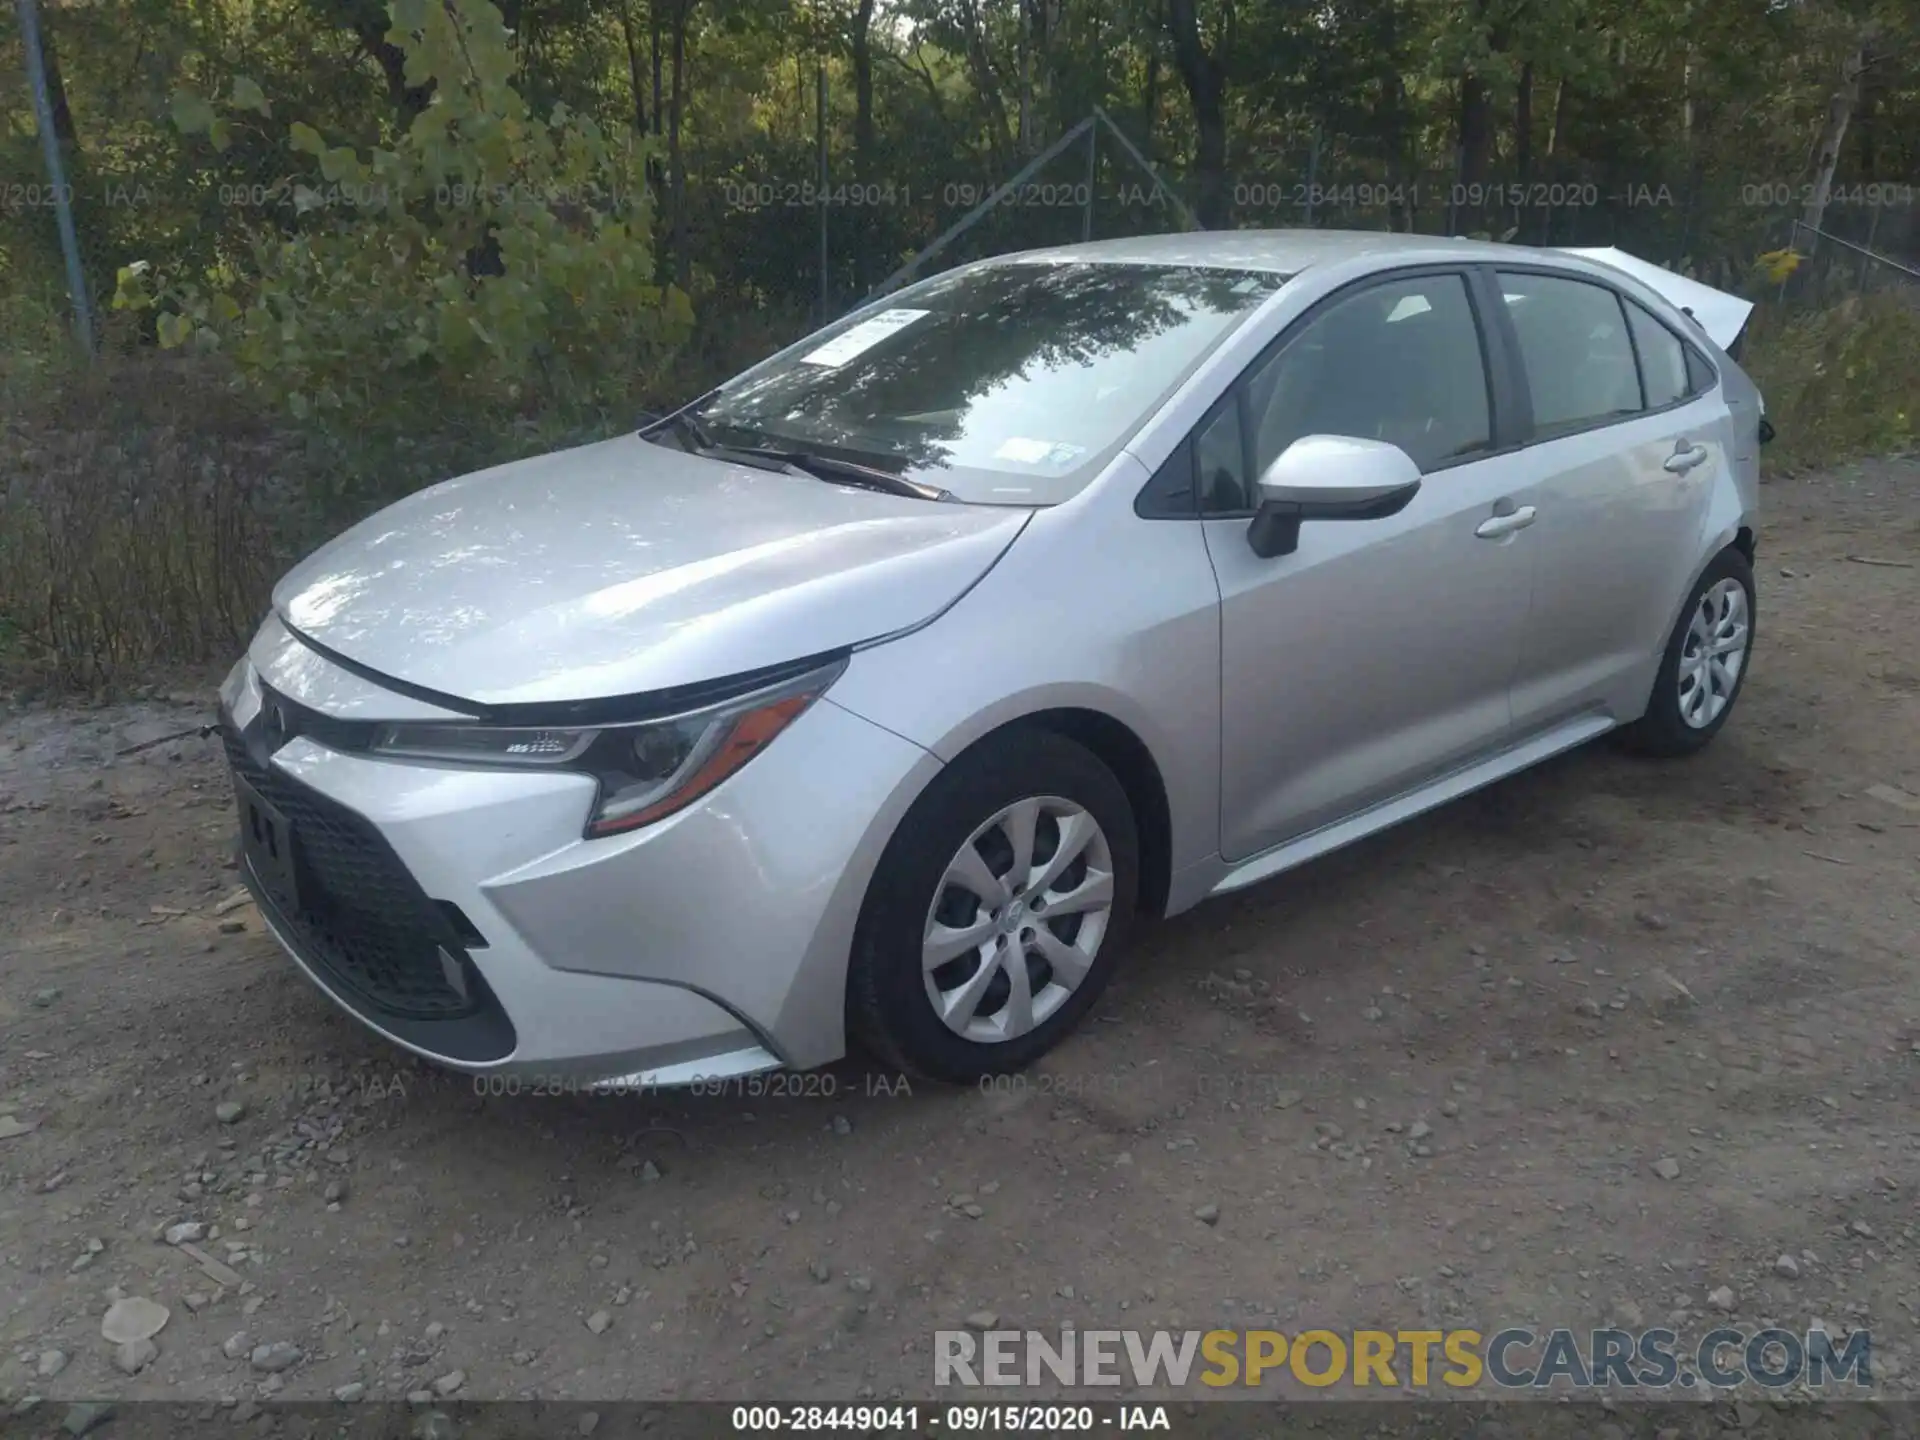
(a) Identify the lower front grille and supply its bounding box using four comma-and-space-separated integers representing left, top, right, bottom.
222, 726, 480, 1020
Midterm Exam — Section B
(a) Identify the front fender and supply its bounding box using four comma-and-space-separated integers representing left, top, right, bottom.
826, 493, 1226, 898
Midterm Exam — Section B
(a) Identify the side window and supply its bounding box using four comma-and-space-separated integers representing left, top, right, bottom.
1241, 273, 1491, 482
1684, 345, 1717, 396
1625, 299, 1689, 408
1499, 272, 1643, 437
1194, 402, 1249, 513
1135, 444, 1197, 518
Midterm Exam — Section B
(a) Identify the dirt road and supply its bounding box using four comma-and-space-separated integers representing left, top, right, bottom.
3, 459, 1917, 1413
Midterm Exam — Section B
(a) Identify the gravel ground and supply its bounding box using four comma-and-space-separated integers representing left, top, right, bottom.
2, 458, 1917, 1417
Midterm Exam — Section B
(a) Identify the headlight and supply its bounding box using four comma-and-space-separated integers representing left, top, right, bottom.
369, 658, 845, 838
367, 724, 596, 765
218, 655, 253, 715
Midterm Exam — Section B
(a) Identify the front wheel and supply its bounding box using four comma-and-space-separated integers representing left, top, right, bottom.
1621, 546, 1756, 757
847, 729, 1139, 1084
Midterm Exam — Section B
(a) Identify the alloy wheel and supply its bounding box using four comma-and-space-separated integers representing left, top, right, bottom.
1678, 576, 1750, 729
922, 795, 1116, 1044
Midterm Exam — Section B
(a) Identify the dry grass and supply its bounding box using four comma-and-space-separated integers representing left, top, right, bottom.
1744, 290, 1920, 473
0, 355, 293, 693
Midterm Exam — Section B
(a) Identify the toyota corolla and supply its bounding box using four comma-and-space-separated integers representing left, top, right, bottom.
218, 230, 1765, 1087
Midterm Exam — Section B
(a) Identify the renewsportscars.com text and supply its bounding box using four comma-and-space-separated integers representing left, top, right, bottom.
935, 1326, 1873, 1390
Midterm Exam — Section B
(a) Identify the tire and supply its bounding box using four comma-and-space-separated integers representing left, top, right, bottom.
1620, 545, 1756, 757
848, 728, 1139, 1084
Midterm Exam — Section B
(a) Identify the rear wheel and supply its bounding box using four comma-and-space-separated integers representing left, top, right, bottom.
1621, 546, 1755, 757
848, 729, 1139, 1083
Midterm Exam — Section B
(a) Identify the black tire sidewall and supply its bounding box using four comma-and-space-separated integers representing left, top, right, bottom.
850, 729, 1139, 1083
1636, 547, 1757, 753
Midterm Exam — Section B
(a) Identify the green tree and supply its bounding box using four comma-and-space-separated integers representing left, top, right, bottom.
115, 0, 692, 424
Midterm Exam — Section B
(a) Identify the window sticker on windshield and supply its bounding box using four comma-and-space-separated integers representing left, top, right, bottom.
993, 437, 1086, 467
993, 437, 1055, 464
798, 308, 929, 367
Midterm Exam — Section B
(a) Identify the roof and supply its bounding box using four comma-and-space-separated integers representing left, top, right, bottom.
1000, 229, 1529, 275
986, 230, 1755, 349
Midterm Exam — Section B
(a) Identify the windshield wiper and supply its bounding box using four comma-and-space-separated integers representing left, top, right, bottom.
651, 412, 951, 502
715, 441, 953, 503
658, 411, 716, 454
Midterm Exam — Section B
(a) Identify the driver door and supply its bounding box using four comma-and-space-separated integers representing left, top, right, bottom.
1199, 268, 1539, 862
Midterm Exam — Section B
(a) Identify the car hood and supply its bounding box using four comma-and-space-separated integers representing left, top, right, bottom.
273, 434, 1031, 707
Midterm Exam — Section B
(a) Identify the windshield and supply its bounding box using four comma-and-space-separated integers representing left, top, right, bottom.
685, 261, 1289, 505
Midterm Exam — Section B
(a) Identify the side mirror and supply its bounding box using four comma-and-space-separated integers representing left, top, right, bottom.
1247, 435, 1424, 559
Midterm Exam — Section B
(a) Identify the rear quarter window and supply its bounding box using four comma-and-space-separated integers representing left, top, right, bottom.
1625, 300, 1691, 408
1685, 346, 1717, 396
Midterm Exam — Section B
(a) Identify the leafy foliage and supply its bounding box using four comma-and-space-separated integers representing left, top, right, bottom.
1745, 293, 1919, 472
1756, 248, 1805, 285
112, 0, 692, 425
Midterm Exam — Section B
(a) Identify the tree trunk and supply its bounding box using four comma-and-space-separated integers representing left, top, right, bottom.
33, 7, 79, 145
1456, 74, 1492, 188
1165, 0, 1229, 228
1140, 13, 1161, 166
1800, 39, 1868, 242
518, 3, 541, 111
618, 0, 649, 134
1681, 46, 1694, 149
1377, 35, 1411, 230
1514, 62, 1533, 186
850, 0, 877, 291
1383, 75, 1413, 230
956, 0, 1014, 169
1853, 64, 1878, 179
650, 0, 664, 136
1018, 0, 1033, 154
1545, 76, 1569, 158
1511, 60, 1534, 241
1452, 0, 1509, 234
1453, 72, 1493, 233
666, 0, 692, 286
852, 0, 877, 176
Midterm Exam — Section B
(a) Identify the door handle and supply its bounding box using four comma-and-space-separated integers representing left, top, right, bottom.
1475, 504, 1537, 539
1663, 442, 1709, 474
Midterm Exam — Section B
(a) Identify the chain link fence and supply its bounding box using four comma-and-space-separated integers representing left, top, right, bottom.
7, 3, 1916, 361
1775, 211, 1920, 305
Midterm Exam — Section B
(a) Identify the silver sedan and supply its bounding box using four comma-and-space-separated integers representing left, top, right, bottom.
218, 230, 1764, 1086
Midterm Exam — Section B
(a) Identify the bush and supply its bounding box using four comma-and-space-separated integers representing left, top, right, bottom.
1744, 291, 1920, 472
113, 0, 692, 432
0, 0, 711, 695
0, 357, 290, 692
0, 349, 696, 694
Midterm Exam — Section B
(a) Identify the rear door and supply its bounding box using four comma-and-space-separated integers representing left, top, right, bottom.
1489, 268, 1727, 734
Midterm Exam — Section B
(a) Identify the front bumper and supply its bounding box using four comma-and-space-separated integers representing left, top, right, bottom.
221, 633, 939, 1082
